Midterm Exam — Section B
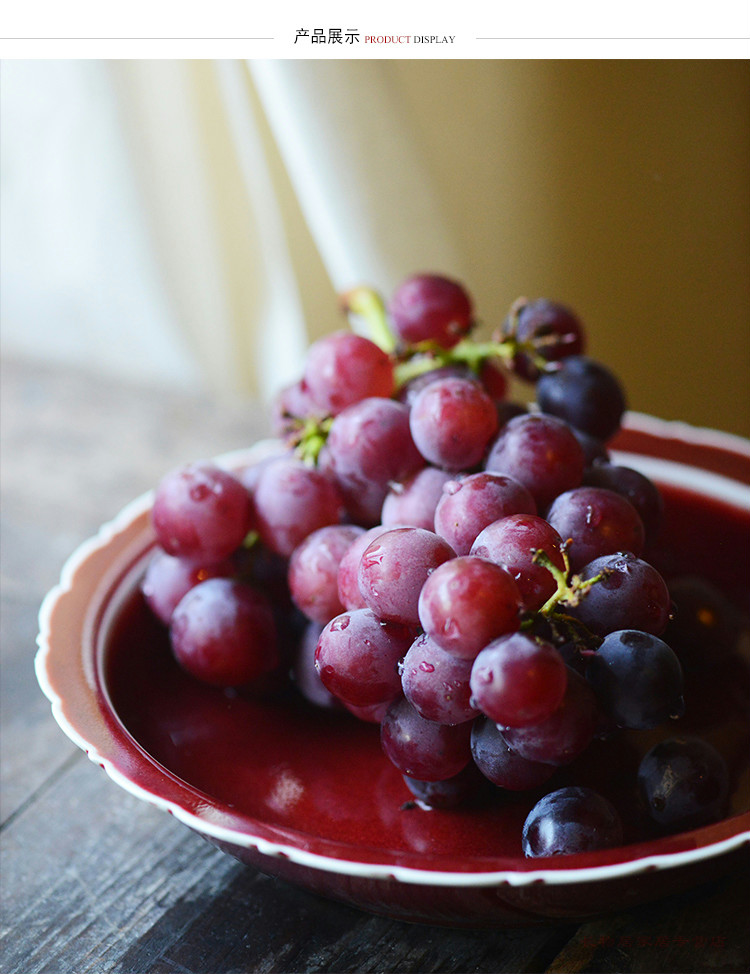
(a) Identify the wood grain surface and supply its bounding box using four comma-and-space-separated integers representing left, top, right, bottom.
1, 355, 748, 974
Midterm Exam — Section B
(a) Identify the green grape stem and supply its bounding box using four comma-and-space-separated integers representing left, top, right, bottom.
391, 330, 555, 391
241, 529, 260, 550
289, 415, 333, 466
339, 287, 561, 386
340, 286, 397, 353
534, 546, 610, 616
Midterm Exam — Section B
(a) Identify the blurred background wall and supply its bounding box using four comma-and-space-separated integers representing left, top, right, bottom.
2, 59, 748, 436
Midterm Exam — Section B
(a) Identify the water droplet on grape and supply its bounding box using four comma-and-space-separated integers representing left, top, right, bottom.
419, 661, 435, 673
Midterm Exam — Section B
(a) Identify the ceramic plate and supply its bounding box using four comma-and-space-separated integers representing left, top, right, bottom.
36, 413, 750, 926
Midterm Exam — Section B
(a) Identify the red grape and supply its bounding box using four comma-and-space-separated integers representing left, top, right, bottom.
287, 524, 365, 624
470, 513, 566, 612
253, 456, 344, 557
357, 527, 456, 625
434, 472, 536, 556
469, 633, 568, 728
152, 462, 254, 564
409, 377, 498, 471
400, 633, 479, 725
417, 556, 522, 659
170, 578, 278, 687
314, 608, 413, 707
381, 466, 454, 531
546, 486, 645, 571
141, 549, 235, 625
485, 413, 585, 510
320, 398, 424, 525
502, 668, 600, 765
380, 696, 473, 781
388, 273, 473, 348
303, 331, 394, 415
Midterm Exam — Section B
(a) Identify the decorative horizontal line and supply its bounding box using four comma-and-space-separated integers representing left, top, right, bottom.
476, 36, 749, 40
1, 36, 276, 40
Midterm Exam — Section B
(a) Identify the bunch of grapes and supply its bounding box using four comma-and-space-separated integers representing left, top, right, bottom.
142, 273, 744, 858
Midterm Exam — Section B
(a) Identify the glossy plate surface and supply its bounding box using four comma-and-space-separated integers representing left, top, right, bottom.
36, 413, 750, 925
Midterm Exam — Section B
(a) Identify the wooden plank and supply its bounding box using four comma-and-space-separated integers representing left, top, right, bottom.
117, 868, 576, 974
0, 753, 572, 974
0, 756, 239, 974
546, 868, 750, 973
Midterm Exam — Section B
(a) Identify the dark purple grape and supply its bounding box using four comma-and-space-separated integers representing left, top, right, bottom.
409, 377, 498, 471
536, 355, 626, 442
320, 398, 424, 525
287, 524, 365, 624
470, 718, 557, 791
495, 400, 529, 428
400, 633, 479, 725
141, 549, 235, 625
380, 696, 473, 781
502, 668, 600, 765
314, 608, 413, 707
470, 633, 568, 728
253, 456, 344, 557
502, 298, 586, 382
170, 578, 278, 687
638, 736, 729, 831
573, 429, 610, 467
292, 621, 341, 710
663, 575, 742, 670
546, 486, 645, 572
388, 273, 474, 349
433, 472, 536, 556
585, 629, 684, 730
357, 527, 455, 625
485, 413, 585, 510
152, 462, 254, 564
402, 763, 484, 808
570, 552, 671, 637
303, 330, 394, 415
417, 556, 522, 660
522, 786, 624, 857
582, 462, 664, 544
470, 513, 566, 612
381, 466, 454, 531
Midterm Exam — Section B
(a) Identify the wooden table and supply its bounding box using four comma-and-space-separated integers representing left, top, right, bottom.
2, 355, 748, 974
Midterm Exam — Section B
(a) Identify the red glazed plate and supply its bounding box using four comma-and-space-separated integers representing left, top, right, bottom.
36, 414, 750, 926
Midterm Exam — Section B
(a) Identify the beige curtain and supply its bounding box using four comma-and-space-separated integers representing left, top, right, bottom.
111, 60, 750, 434
4, 60, 748, 434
